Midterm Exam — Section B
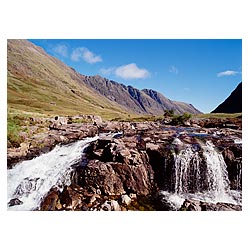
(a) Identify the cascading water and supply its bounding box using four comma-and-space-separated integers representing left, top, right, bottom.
7, 136, 98, 211
161, 139, 242, 210
202, 141, 231, 201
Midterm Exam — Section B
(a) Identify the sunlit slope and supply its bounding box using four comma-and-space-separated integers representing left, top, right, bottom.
7, 39, 131, 119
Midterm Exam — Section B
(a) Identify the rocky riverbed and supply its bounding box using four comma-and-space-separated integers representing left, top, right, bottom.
7, 116, 242, 211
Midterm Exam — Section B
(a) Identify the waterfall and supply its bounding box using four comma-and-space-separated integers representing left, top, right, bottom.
7, 136, 98, 211
202, 141, 230, 200
161, 139, 241, 209
173, 146, 202, 194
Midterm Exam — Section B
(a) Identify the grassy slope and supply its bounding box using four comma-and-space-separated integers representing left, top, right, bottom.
194, 113, 242, 119
7, 39, 133, 120
8, 40, 242, 134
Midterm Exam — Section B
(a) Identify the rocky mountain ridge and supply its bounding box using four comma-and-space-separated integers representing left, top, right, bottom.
8, 39, 201, 117
81, 75, 202, 115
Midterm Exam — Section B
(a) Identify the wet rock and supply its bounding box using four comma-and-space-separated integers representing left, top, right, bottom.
222, 145, 242, 190
180, 199, 242, 211
84, 137, 155, 196
121, 195, 132, 206
82, 161, 125, 195
83, 157, 155, 196
14, 177, 40, 196
200, 202, 242, 211
146, 145, 166, 190
110, 200, 121, 211
60, 186, 72, 208
40, 189, 61, 211
136, 136, 146, 151
67, 186, 84, 210
8, 198, 23, 207
101, 201, 112, 211
180, 199, 202, 211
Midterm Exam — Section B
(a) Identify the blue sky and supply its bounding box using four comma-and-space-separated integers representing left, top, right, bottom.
29, 39, 242, 113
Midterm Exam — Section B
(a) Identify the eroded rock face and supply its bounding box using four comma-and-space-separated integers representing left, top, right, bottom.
83, 137, 155, 196
222, 145, 242, 190
40, 188, 62, 211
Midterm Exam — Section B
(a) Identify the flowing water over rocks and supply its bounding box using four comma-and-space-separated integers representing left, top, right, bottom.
7, 136, 98, 210
156, 139, 242, 211
7, 120, 242, 211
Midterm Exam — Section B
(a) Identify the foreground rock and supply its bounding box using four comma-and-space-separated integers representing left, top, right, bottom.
40, 184, 153, 211
180, 199, 242, 211
8, 117, 242, 211
82, 137, 156, 196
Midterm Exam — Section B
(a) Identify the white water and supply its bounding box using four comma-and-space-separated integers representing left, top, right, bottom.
202, 141, 231, 202
164, 140, 242, 210
7, 136, 98, 211
174, 146, 201, 193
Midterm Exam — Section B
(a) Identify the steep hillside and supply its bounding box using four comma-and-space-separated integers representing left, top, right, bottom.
7, 39, 131, 119
142, 89, 201, 114
81, 75, 202, 115
212, 82, 242, 113
8, 39, 201, 119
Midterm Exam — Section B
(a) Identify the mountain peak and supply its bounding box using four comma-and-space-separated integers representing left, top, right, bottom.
81, 75, 202, 115
212, 82, 242, 113
8, 39, 202, 118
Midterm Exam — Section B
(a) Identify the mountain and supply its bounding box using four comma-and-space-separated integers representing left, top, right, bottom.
211, 82, 242, 113
7, 39, 201, 119
81, 75, 202, 115
7, 39, 131, 119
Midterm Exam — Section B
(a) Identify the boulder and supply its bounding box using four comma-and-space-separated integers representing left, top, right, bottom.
180, 199, 202, 211
110, 200, 121, 211
40, 189, 61, 211
8, 198, 23, 207
121, 195, 132, 206
101, 201, 112, 211
180, 199, 242, 211
82, 161, 125, 195
82, 151, 155, 196
200, 202, 242, 211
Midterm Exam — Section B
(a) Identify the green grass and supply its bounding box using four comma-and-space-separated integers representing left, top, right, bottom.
7, 39, 133, 120
7, 108, 51, 148
7, 115, 25, 147
111, 115, 162, 122
8, 75, 133, 120
194, 113, 242, 119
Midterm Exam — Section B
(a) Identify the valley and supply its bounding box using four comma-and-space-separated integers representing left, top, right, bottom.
7, 39, 242, 211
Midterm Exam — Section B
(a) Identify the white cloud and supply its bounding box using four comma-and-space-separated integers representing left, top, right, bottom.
71, 47, 102, 64
114, 63, 150, 79
217, 70, 239, 77
100, 67, 115, 75
169, 65, 178, 74
53, 44, 68, 57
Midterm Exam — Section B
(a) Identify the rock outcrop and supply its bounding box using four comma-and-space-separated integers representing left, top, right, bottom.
180, 199, 241, 211
83, 137, 156, 196
8, 117, 242, 211
81, 75, 202, 115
